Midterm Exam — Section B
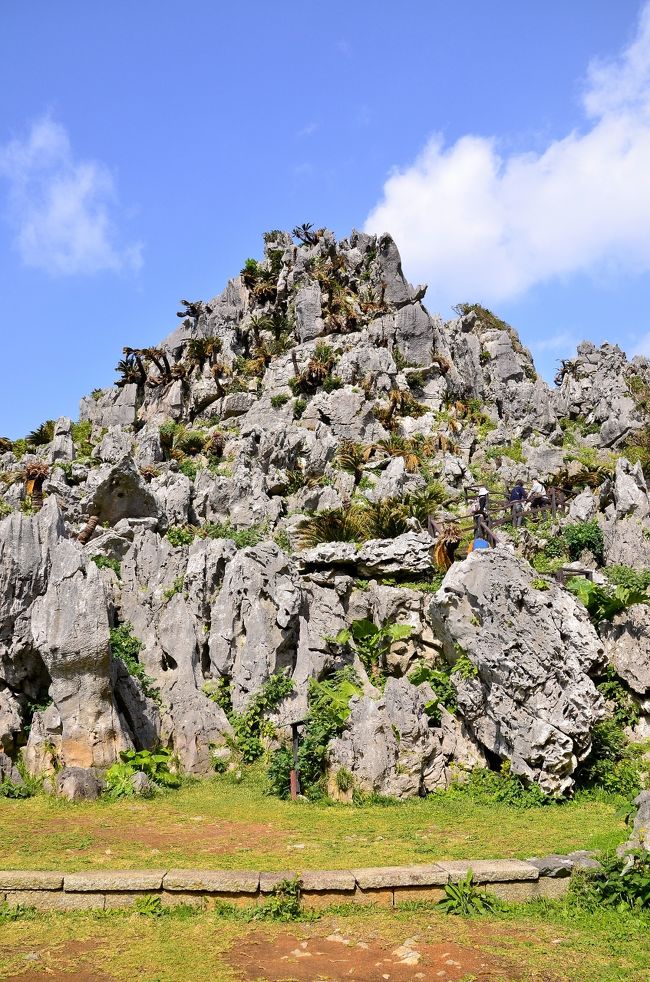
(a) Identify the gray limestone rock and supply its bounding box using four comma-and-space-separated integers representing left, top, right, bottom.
50, 417, 75, 463
87, 455, 163, 527
31, 547, 132, 769
601, 605, 650, 696
208, 542, 301, 709
327, 677, 445, 798
56, 766, 104, 801
429, 549, 605, 794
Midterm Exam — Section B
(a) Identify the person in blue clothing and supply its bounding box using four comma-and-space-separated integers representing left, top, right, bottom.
509, 480, 526, 528
468, 536, 490, 553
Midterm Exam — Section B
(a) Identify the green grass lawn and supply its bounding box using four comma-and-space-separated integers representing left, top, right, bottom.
0, 898, 647, 981
0, 768, 628, 872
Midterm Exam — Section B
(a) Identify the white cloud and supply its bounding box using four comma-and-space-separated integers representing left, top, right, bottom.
364, 3, 650, 307
0, 117, 142, 275
529, 332, 577, 355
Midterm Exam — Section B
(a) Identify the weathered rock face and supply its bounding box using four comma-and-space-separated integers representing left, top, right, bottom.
30, 544, 131, 769
601, 605, 650, 696
327, 678, 445, 798
2, 226, 650, 799
209, 543, 302, 709
429, 549, 605, 794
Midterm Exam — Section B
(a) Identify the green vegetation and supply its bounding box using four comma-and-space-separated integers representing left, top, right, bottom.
91, 554, 121, 577
104, 749, 181, 800
267, 668, 362, 799
573, 848, 650, 911
270, 393, 290, 408
437, 870, 502, 915
408, 661, 458, 723
567, 576, 649, 624
166, 520, 269, 549
207, 672, 294, 764
441, 762, 548, 809
331, 617, 414, 679
162, 576, 185, 602
109, 624, 160, 703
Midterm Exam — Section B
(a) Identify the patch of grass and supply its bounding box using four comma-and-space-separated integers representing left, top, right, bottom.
0, 896, 646, 982
0, 766, 627, 873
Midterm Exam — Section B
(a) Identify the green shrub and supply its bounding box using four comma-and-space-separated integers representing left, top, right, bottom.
266, 668, 361, 800
270, 393, 290, 409
331, 618, 414, 679
166, 525, 196, 547
178, 459, 197, 480
443, 761, 549, 808
576, 720, 645, 798
0, 778, 32, 799
229, 672, 294, 763
437, 870, 502, 915
109, 625, 160, 703
91, 554, 121, 577
71, 420, 93, 456
247, 877, 303, 922
203, 677, 233, 715
606, 565, 650, 592
567, 577, 649, 624
104, 748, 181, 800
293, 397, 307, 419
563, 520, 605, 564
408, 661, 458, 723
571, 849, 650, 911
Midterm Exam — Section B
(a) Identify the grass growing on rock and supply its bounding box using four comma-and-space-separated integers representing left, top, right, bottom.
0, 766, 627, 872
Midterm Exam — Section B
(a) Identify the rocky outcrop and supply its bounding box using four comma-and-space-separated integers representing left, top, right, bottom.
2, 227, 649, 800
327, 677, 445, 798
429, 549, 605, 794
601, 606, 650, 696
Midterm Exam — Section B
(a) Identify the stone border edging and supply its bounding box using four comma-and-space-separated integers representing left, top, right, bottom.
0, 857, 586, 911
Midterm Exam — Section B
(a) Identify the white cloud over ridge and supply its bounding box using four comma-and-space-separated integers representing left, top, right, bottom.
365, 4, 650, 306
0, 117, 142, 276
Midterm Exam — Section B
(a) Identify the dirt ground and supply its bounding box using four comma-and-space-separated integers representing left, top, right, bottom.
225, 928, 531, 981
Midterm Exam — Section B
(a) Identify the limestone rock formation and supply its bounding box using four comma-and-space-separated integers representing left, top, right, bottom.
429, 549, 605, 794
0, 226, 649, 800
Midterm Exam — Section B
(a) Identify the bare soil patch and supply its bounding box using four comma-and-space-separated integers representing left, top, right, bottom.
226, 928, 529, 981
2, 941, 115, 982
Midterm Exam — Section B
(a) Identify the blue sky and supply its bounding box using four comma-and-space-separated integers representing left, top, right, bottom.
1, 0, 648, 437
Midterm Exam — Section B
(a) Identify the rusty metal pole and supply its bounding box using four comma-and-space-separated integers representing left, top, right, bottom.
289, 722, 301, 800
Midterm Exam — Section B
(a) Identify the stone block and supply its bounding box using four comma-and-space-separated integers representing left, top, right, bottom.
438, 860, 539, 883
353, 886, 394, 907
4, 890, 105, 911
160, 891, 208, 908
352, 864, 447, 889
103, 890, 162, 909
527, 855, 574, 878
534, 876, 571, 900
259, 871, 294, 894
0, 871, 63, 890
301, 890, 356, 910
64, 870, 166, 892
393, 885, 446, 905
300, 870, 356, 892
484, 881, 538, 902
163, 870, 259, 893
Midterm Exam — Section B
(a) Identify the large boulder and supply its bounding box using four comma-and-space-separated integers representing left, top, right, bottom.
87, 455, 162, 527
429, 549, 605, 794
